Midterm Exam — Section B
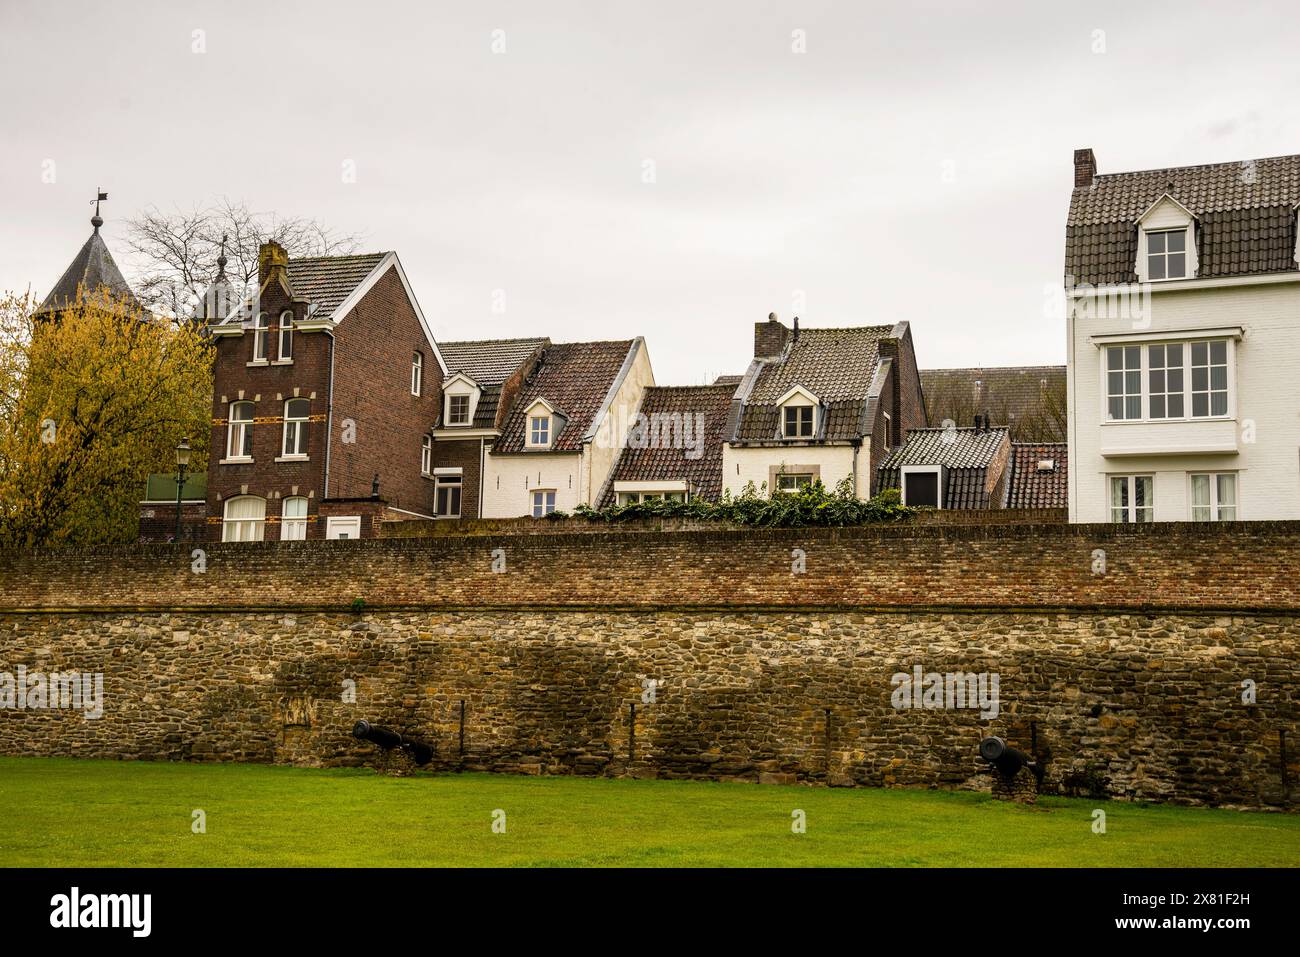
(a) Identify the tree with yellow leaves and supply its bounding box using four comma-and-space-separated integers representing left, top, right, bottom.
0, 289, 213, 547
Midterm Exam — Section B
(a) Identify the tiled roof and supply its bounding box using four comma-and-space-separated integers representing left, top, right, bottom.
286, 253, 388, 321
440, 338, 548, 386
1066, 153, 1300, 285
712, 374, 742, 386
921, 366, 1067, 443
36, 226, 142, 317
1006, 442, 1068, 509
218, 252, 388, 324
437, 338, 548, 429
494, 340, 637, 453
876, 426, 1011, 509
734, 325, 894, 443
600, 384, 735, 505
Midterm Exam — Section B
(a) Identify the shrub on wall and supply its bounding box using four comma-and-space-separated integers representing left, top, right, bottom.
574, 479, 912, 528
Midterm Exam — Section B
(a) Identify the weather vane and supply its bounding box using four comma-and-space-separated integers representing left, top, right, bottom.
90, 188, 108, 230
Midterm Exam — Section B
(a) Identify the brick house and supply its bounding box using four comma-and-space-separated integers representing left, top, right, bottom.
1066, 148, 1300, 522
427, 337, 548, 519
722, 314, 925, 497
481, 339, 654, 517
204, 242, 446, 540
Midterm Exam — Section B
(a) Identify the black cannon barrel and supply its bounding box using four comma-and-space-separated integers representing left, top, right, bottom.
352, 719, 435, 766
979, 735, 1031, 776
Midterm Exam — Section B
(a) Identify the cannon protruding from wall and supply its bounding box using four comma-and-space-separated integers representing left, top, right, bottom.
979, 735, 1037, 803
352, 719, 434, 766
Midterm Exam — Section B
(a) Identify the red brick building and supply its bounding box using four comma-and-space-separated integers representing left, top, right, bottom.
204, 242, 446, 540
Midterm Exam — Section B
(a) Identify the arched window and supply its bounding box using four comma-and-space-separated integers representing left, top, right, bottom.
282, 398, 310, 457
227, 401, 254, 459
252, 312, 269, 361
411, 351, 423, 396
222, 496, 266, 542
281, 496, 308, 540
278, 310, 294, 360
421, 435, 433, 475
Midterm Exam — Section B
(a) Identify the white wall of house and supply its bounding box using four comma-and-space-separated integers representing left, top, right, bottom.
720, 443, 867, 498
1067, 278, 1300, 522
584, 343, 655, 504
481, 452, 583, 517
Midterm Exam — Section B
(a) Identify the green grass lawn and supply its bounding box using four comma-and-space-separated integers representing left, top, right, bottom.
0, 757, 1296, 867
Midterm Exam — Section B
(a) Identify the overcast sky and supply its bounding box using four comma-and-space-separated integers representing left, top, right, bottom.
2, 1, 1297, 384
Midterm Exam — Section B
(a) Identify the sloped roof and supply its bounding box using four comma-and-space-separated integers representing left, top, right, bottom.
1006, 442, 1068, 509
216, 252, 388, 324
600, 384, 734, 505
1066, 153, 1300, 285
876, 426, 1011, 509
495, 340, 638, 453
440, 337, 548, 386
921, 365, 1066, 442
36, 225, 142, 317
734, 324, 894, 443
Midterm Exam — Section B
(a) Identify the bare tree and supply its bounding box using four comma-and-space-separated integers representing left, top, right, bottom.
123, 199, 362, 319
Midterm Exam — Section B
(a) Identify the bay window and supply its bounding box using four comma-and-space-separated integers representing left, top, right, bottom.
1104, 339, 1231, 422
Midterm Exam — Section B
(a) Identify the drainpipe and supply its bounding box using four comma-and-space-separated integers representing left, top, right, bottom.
323, 327, 336, 499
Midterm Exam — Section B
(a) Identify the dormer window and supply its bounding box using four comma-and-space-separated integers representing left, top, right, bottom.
1146, 229, 1187, 281
776, 385, 819, 439
529, 414, 551, 447
448, 394, 470, 426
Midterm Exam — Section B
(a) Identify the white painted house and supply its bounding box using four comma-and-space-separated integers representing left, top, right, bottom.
1065, 148, 1300, 523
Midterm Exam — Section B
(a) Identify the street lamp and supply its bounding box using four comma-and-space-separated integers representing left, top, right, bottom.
174, 437, 192, 543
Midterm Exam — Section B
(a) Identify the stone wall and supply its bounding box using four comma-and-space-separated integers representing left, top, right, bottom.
1, 522, 1297, 807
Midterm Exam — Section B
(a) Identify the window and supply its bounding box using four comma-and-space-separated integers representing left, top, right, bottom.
227, 401, 254, 459
411, 352, 423, 396
1191, 473, 1236, 521
421, 435, 433, 475
1146, 344, 1184, 419
617, 491, 687, 505
531, 489, 556, 517
901, 468, 940, 507
1109, 475, 1154, 523
252, 312, 268, 361
783, 405, 814, 438
278, 311, 293, 360
528, 415, 551, 447
222, 496, 265, 542
281, 496, 308, 540
1190, 340, 1228, 417
775, 473, 814, 494
1106, 345, 1142, 421
1106, 339, 1230, 422
282, 398, 309, 457
436, 476, 462, 518
1146, 229, 1187, 281
448, 394, 470, 426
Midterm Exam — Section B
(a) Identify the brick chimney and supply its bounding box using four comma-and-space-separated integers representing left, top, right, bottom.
258, 240, 289, 285
754, 312, 791, 358
1073, 148, 1097, 188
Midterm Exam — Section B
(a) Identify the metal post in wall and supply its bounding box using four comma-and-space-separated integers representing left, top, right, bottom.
629, 702, 636, 764
458, 699, 466, 758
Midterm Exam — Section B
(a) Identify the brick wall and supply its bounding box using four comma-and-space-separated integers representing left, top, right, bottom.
138, 502, 207, 543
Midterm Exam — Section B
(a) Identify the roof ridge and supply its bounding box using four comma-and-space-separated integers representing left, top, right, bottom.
287, 251, 387, 264
1089, 152, 1300, 182
440, 336, 548, 347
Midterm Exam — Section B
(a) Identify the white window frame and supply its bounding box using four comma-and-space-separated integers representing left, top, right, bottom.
528, 415, 551, 448
1102, 338, 1234, 424
1144, 228, 1189, 282
277, 310, 293, 361
531, 489, 557, 517
281, 398, 310, 458
1109, 474, 1154, 524
252, 312, 269, 362
899, 464, 943, 508
617, 490, 687, 505
222, 495, 265, 542
447, 393, 471, 426
226, 401, 254, 461
325, 516, 362, 540
421, 435, 433, 475
411, 352, 423, 397
1189, 472, 1237, 522
281, 496, 308, 540
435, 475, 462, 518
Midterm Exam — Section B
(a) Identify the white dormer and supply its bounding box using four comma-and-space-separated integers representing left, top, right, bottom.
441, 372, 481, 427
1294, 202, 1299, 266
1135, 194, 1198, 282
524, 398, 558, 449
777, 384, 819, 439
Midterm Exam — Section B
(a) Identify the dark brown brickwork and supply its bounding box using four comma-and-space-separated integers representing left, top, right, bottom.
138, 503, 206, 543
753, 315, 791, 358
430, 437, 484, 519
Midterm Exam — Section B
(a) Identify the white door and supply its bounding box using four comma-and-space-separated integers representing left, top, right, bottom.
325, 516, 362, 540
